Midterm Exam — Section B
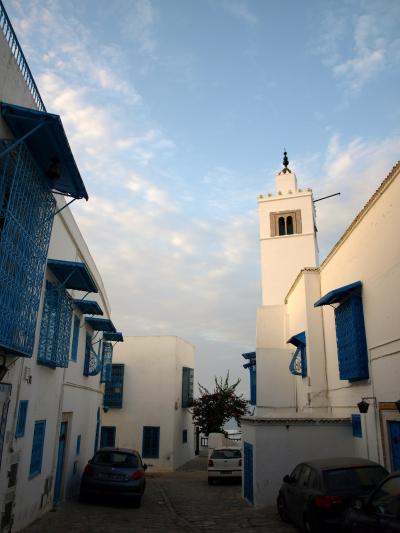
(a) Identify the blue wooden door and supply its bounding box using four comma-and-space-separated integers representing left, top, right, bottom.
388, 421, 400, 470
54, 421, 67, 502
243, 441, 254, 504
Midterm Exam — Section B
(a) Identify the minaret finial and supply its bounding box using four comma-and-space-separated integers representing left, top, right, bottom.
281, 149, 291, 173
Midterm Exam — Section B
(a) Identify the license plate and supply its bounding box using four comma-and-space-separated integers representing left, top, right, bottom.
99, 473, 124, 481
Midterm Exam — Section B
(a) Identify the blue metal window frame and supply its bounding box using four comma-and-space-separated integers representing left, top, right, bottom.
37, 281, 73, 368
182, 367, 194, 408
70, 314, 80, 362
100, 341, 113, 383
0, 140, 55, 358
29, 420, 46, 478
76, 434, 81, 455
182, 429, 188, 444
142, 426, 160, 459
15, 400, 28, 438
104, 364, 124, 408
351, 414, 362, 438
288, 332, 307, 378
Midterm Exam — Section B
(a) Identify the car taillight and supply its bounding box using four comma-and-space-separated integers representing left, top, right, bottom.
131, 469, 144, 480
314, 495, 343, 508
239, 459, 242, 466
84, 464, 94, 477
208, 459, 214, 467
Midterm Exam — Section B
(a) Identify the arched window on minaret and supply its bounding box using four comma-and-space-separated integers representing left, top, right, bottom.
278, 217, 286, 236
286, 216, 294, 235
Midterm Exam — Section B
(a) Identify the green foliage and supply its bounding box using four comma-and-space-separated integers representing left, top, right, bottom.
191, 373, 249, 436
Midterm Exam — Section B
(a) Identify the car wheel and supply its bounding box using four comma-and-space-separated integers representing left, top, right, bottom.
277, 494, 290, 523
303, 513, 319, 533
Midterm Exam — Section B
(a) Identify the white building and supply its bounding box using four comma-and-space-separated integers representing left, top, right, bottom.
241, 154, 400, 507
0, 5, 121, 530
102, 336, 195, 472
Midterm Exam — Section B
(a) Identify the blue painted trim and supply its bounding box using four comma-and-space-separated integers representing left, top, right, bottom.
104, 364, 124, 407
73, 300, 103, 315
351, 414, 362, 438
85, 317, 116, 332
71, 315, 80, 362
76, 434, 81, 455
288, 331, 307, 377
47, 259, 97, 293
103, 332, 124, 342
15, 400, 28, 438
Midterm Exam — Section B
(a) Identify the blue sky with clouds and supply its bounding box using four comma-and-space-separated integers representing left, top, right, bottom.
5, 0, 400, 395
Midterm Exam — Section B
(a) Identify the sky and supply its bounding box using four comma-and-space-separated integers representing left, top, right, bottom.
5, 0, 400, 396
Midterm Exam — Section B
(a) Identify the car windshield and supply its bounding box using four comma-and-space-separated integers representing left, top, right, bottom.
324, 466, 388, 492
211, 449, 241, 459
93, 452, 139, 468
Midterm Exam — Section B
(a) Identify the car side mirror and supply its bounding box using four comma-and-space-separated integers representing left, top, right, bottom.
143, 464, 148, 470
283, 475, 291, 483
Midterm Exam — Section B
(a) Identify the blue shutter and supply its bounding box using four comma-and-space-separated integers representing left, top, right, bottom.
182, 367, 194, 408
249, 364, 257, 406
37, 281, 72, 368
15, 400, 29, 438
142, 426, 160, 458
243, 442, 253, 503
76, 434, 81, 455
100, 342, 113, 383
70, 315, 80, 362
335, 294, 369, 381
104, 364, 124, 407
29, 420, 46, 478
351, 414, 362, 438
0, 141, 55, 358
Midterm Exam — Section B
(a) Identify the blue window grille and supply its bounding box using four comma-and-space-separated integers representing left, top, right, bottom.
104, 364, 124, 408
288, 332, 307, 378
83, 332, 102, 376
351, 414, 362, 438
182, 367, 194, 408
100, 342, 113, 383
70, 315, 80, 362
142, 426, 160, 459
335, 294, 369, 381
0, 140, 55, 358
76, 434, 81, 455
37, 281, 73, 368
182, 429, 188, 444
100, 426, 116, 448
15, 400, 29, 438
29, 420, 46, 478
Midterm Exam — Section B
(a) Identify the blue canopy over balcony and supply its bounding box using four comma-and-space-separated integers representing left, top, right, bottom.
47, 259, 97, 293
314, 281, 362, 307
103, 332, 124, 342
73, 299, 103, 315
85, 317, 116, 332
1, 102, 88, 200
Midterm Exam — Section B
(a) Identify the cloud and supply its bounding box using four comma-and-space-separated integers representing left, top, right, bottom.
120, 0, 157, 54
312, 4, 400, 93
220, 0, 258, 26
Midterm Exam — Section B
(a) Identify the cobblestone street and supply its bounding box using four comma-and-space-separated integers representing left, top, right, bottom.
22, 457, 296, 532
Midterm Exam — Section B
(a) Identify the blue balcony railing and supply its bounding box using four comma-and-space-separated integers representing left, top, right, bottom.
0, 0, 46, 112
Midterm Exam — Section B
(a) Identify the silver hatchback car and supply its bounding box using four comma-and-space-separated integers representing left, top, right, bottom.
80, 448, 147, 507
208, 447, 242, 484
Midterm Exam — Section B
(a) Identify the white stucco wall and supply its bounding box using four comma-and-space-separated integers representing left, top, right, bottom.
242, 418, 355, 507
102, 336, 195, 472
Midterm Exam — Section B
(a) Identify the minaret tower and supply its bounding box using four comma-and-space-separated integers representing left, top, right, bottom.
258, 152, 319, 305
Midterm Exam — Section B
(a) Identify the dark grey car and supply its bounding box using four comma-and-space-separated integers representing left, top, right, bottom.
277, 457, 388, 532
80, 448, 147, 507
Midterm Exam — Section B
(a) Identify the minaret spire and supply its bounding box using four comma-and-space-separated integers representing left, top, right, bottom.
281, 149, 291, 174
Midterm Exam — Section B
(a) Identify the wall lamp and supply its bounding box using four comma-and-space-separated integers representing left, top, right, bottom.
357, 397, 376, 414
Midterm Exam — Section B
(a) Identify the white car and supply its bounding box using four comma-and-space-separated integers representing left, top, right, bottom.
207, 447, 242, 484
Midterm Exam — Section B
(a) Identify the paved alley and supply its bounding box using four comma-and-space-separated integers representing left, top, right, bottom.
22, 457, 296, 533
